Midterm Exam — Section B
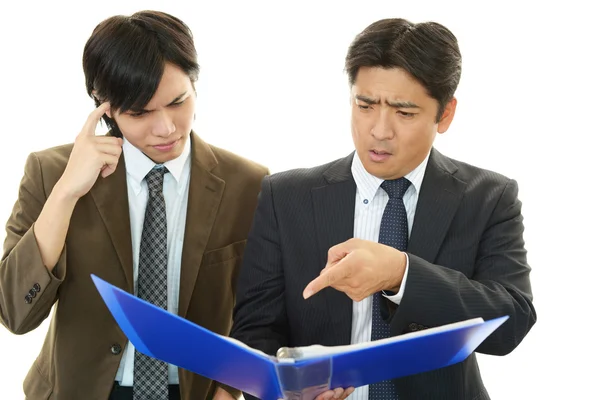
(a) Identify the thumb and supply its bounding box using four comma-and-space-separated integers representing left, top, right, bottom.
100, 163, 117, 178
325, 239, 357, 268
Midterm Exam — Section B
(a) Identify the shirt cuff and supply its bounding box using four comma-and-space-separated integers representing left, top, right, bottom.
382, 252, 409, 305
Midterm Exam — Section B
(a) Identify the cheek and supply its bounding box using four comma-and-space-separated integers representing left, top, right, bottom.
351, 122, 366, 147
398, 122, 434, 145
351, 113, 370, 140
118, 119, 148, 142
175, 103, 196, 128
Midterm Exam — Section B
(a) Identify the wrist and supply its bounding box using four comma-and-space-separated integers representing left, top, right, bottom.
53, 179, 81, 204
384, 250, 407, 292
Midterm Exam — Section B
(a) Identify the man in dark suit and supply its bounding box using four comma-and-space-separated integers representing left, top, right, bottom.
0, 10, 268, 400
216, 17, 536, 400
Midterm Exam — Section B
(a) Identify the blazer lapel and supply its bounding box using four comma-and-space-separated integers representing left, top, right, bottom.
407, 148, 466, 262
178, 132, 225, 319
90, 156, 134, 292
311, 153, 355, 345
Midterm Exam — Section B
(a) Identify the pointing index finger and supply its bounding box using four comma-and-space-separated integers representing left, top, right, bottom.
81, 102, 110, 136
303, 268, 337, 299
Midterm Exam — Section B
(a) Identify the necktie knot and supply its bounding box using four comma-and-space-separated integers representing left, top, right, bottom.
381, 177, 411, 199
145, 165, 168, 194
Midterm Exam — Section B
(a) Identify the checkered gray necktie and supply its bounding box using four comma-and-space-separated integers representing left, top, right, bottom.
133, 165, 169, 400
369, 178, 411, 400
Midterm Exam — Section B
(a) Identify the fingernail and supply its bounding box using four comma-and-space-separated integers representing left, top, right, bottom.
303, 289, 313, 299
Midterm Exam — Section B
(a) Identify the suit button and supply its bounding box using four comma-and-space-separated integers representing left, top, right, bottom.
33, 283, 41, 292
110, 344, 122, 355
29, 289, 37, 298
25, 294, 32, 304
408, 323, 418, 331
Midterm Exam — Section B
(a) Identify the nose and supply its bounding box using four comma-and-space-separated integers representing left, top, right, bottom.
371, 110, 394, 140
151, 110, 176, 137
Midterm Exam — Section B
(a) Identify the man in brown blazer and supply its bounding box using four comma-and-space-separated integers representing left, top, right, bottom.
0, 10, 268, 400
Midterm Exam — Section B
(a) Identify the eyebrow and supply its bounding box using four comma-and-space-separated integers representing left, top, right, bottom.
168, 92, 188, 106
130, 91, 188, 113
355, 94, 420, 109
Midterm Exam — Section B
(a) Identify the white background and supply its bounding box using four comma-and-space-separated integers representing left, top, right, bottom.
0, 0, 598, 398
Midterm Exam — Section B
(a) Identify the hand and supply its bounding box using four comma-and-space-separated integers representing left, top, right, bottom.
56, 103, 123, 199
303, 238, 406, 302
213, 386, 236, 400
314, 387, 355, 400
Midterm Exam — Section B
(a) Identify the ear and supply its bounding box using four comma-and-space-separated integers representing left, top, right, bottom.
437, 97, 457, 134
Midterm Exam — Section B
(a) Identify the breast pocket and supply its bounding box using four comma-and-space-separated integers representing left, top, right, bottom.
195, 240, 247, 333
201, 239, 247, 268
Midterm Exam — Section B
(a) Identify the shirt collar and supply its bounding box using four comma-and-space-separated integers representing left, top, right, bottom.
351, 149, 430, 203
122, 136, 191, 195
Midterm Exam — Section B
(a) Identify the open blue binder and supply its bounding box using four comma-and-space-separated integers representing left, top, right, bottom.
91, 274, 508, 400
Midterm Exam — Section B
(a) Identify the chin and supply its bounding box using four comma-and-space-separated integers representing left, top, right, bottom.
365, 162, 395, 179
144, 147, 179, 164
157, 151, 181, 163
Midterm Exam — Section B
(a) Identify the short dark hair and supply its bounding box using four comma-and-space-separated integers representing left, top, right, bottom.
345, 18, 462, 122
82, 10, 200, 137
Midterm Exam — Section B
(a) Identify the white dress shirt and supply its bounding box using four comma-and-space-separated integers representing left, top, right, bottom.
349, 151, 430, 400
115, 137, 192, 386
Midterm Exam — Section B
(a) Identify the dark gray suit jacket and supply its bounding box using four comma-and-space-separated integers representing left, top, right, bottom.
230, 148, 536, 400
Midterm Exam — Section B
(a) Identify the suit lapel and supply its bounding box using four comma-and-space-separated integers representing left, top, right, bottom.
90, 156, 134, 292
311, 154, 355, 345
178, 133, 225, 318
408, 148, 466, 262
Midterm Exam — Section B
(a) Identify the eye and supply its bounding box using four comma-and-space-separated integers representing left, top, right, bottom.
128, 110, 148, 118
170, 100, 185, 107
357, 104, 371, 110
397, 111, 416, 117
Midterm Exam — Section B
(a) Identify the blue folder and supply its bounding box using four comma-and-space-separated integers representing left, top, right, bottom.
91, 274, 508, 400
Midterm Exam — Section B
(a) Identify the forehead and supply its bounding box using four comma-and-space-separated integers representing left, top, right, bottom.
352, 67, 431, 103
146, 64, 193, 105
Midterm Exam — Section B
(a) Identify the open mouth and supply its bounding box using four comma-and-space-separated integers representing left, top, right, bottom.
369, 149, 392, 162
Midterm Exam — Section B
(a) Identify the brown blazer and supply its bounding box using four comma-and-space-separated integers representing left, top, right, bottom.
0, 132, 269, 400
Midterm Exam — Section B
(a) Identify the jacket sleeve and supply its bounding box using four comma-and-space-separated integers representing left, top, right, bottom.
390, 179, 536, 356
0, 152, 67, 334
230, 175, 289, 355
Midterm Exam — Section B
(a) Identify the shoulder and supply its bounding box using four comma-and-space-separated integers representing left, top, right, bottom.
209, 144, 268, 178
23, 143, 74, 184
434, 149, 514, 188
267, 156, 350, 189
433, 149, 519, 206
29, 143, 73, 166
